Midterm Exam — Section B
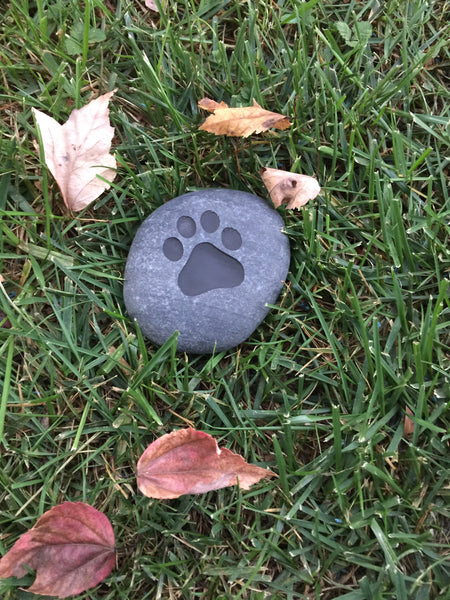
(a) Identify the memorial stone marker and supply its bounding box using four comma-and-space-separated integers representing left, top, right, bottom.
124, 189, 290, 353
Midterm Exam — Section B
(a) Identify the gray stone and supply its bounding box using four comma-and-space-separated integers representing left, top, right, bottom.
123, 189, 290, 353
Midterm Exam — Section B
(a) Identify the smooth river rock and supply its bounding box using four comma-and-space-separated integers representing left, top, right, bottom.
123, 189, 290, 353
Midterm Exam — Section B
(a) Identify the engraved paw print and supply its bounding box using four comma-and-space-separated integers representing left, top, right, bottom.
162, 210, 244, 296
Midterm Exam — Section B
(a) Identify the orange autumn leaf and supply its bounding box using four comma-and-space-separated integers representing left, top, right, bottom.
33, 90, 117, 212
261, 166, 321, 209
198, 98, 291, 137
198, 98, 228, 112
137, 428, 277, 499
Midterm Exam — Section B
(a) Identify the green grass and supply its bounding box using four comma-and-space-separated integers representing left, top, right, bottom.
1, 0, 449, 598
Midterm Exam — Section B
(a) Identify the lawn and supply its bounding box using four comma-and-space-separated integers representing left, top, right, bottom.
0, 0, 449, 599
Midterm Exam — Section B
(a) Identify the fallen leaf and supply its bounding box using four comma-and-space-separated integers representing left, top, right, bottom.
198, 98, 291, 137
261, 167, 320, 209
137, 428, 277, 499
198, 97, 228, 112
33, 90, 117, 212
403, 406, 415, 437
145, 0, 160, 10
0, 502, 115, 598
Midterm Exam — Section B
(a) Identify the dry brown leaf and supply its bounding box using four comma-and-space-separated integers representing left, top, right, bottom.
261, 166, 320, 209
198, 97, 229, 112
198, 98, 291, 137
33, 90, 117, 212
403, 406, 415, 437
137, 428, 277, 499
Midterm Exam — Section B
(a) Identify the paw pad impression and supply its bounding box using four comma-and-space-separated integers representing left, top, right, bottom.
162, 210, 244, 296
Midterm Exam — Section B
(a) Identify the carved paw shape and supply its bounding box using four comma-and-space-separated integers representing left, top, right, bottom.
163, 210, 244, 296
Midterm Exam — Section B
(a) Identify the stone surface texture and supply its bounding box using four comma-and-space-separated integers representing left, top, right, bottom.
124, 189, 290, 353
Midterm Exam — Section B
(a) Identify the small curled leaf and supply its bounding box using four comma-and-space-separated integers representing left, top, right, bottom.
261, 167, 320, 209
